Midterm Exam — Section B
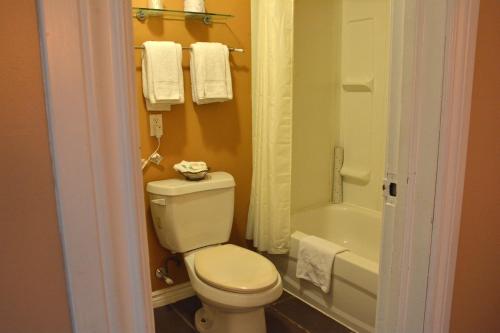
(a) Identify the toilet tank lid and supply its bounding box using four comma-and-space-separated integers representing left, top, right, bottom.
147, 172, 235, 196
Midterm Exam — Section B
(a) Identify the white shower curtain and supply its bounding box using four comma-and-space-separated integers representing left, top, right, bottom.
246, 0, 294, 254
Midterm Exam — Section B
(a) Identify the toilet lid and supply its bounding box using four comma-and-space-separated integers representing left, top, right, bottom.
194, 244, 278, 294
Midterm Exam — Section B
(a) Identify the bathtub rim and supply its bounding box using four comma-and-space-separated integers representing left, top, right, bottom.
292, 202, 382, 218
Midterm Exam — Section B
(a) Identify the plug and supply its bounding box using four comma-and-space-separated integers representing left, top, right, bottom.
149, 152, 164, 165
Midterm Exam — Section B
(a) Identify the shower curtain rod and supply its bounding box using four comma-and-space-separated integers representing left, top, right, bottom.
134, 45, 244, 52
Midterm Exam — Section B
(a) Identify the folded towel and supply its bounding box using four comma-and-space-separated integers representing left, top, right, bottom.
142, 41, 184, 110
174, 160, 208, 173
145, 100, 171, 111
142, 61, 171, 111
184, 0, 205, 13
190, 42, 233, 105
296, 235, 347, 293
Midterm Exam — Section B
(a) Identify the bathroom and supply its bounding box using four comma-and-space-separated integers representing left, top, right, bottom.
2, 1, 500, 333
136, 0, 388, 331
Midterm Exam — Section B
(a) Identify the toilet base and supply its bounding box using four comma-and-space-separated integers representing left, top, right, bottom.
195, 302, 266, 333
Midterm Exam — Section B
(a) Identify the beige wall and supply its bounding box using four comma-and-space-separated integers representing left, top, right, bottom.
450, 0, 500, 332
0, 1, 73, 333
292, 0, 341, 212
131, 0, 252, 291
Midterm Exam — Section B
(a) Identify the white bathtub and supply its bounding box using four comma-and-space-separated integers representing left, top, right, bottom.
268, 204, 381, 333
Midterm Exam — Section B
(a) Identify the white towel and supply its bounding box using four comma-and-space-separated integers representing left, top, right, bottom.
142, 41, 184, 111
145, 99, 171, 111
296, 235, 347, 293
184, 0, 205, 13
190, 42, 233, 105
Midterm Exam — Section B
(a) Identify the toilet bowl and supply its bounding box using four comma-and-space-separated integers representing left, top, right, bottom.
146, 172, 282, 333
184, 244, 282, 333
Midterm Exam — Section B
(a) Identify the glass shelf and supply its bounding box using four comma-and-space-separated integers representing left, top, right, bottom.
132, 7, 234, 24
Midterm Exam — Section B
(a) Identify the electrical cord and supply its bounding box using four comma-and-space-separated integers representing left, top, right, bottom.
141, 136, 162, 171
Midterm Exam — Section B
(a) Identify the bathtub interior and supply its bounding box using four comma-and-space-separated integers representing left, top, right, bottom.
292, 204, 382, 262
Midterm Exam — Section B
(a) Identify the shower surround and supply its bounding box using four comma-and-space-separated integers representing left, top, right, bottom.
270, 0, 390, 332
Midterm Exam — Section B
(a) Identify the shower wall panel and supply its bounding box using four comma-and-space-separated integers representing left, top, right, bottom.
339, 0, 389, 211
291, 0, 342, 212
291, 0, 389, 213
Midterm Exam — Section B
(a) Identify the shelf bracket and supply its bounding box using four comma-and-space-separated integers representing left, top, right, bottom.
136, 10, 146, 22
202, 15, 212, 25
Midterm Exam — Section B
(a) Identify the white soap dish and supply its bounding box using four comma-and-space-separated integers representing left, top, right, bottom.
179, 169, 208, 181
174, 161, 209, 181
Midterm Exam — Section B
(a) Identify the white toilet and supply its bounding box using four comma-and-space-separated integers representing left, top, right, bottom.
147, 172, 282, 333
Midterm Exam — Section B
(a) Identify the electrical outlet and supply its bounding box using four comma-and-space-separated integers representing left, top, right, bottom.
149, 114, 163, 138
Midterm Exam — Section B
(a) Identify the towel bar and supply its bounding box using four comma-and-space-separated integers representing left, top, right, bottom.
134, 45, 244, 53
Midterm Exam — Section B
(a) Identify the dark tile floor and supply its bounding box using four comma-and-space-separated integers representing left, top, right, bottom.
154, 291, 354, 333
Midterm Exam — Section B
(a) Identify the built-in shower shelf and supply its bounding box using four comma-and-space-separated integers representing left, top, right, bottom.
342, 78, 374, 92
340, 166, 371, 184
132, 7, 234, 24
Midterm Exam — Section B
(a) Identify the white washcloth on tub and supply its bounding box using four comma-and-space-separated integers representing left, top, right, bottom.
142, 41, 184, 110
296, 235, 347, 293
190, 42, 233, 105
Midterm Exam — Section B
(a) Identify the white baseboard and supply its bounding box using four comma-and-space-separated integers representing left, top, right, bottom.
152, 282, 195, 308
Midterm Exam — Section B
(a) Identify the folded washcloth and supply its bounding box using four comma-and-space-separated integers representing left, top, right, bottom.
296, 235, 347, 293
142, 41, 184, 111
190, 42, 233, 105
184, 0, 205, 13
173, 160, 208, 173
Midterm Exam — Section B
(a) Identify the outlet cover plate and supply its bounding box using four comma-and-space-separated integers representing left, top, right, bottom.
149, 114, 163, 137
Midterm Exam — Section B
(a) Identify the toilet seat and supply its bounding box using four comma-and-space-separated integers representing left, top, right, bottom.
185, 250, 283, 310
194, 244, 278, 294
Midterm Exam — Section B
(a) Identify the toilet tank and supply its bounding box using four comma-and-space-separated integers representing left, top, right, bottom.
146, 172, 235, 253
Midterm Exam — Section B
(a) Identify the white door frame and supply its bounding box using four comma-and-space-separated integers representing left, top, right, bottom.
36, 0, 479, 332
376, 0, 449, 331
37, 0, 154, 332
377, 0, 480, 333
423, 1, 480, 332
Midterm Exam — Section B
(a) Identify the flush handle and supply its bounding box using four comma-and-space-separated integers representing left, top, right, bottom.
151, 198, 166, 206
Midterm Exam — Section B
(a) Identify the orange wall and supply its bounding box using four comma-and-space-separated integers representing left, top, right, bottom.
131, 0, 252, 291
450, 1, 500, 332
0, 2, 73, 333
